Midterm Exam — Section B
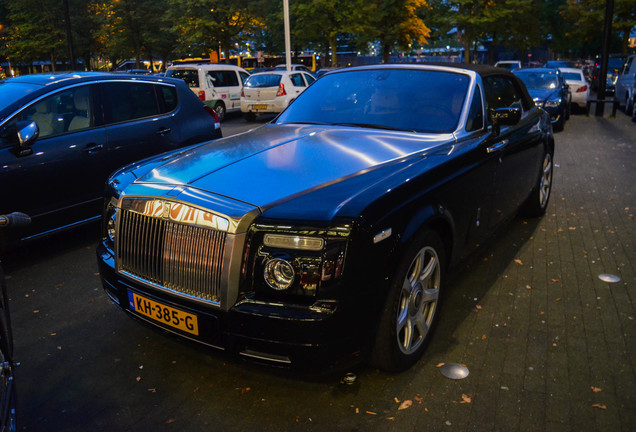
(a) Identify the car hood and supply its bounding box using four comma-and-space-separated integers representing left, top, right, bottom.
124, 123, 453, 212
527, 88, 558, 102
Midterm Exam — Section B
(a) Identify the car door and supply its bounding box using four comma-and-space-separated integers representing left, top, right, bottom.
483, 75, 544, 229
207, 70, 241, 110
100, 81, 180, 174
288, 73, 307, 97
0, 83, 108, 234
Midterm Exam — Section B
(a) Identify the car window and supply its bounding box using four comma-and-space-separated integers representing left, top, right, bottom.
277, 69, 470, 134
466, 85, 484, 132
102, 82, 160, 124
245, 74, 282, 88
0, 81, 39, 110
166, 69, 199, 88
3, 85, 94, 141
208, 70, 239, 87
159, 85, 178, 113
563, 72, 583, 81
239, 71, 250, 84
304, 73, 316, 85
483, 76, 523, 112
289, 73, 306, 87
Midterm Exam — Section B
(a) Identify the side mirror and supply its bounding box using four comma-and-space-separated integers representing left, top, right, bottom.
490, 107, 521, 135
15, 121, 39, 155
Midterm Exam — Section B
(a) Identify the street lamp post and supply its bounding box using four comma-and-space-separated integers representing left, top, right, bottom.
283, 0, 291, 72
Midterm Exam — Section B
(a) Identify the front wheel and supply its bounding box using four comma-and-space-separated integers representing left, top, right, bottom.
521, 150, 553, 217
370, 230, 445, 372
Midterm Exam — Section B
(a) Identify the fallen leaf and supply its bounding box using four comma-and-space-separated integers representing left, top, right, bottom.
475, 305, 482, 310
414, 395, 423, 404
55, 283, 64, 288
481, 335, 487, 340
551, 279, 560, 283
591, 404, 606, 410
514, 259, 523, 265
136, 376, 141, 382
355, 408, 359, 414
568, 227, 577, 230
460, 394, 472, 404
394, 397, 400, 403
387, 417, 395, 420
526, 285, 532, 290
398, 400, 413, 410
193, 387, 199, 393
436, 363, 445, 368
366, 411, 377, 415
166, 419, 175, 424
555, 298, 562, 302
591, 386, 602, 393
147, 388, 156, 393
33, 310, 39, 314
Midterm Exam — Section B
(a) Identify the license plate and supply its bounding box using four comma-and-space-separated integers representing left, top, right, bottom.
252, 104, 268, 110
128, 292, 199, 336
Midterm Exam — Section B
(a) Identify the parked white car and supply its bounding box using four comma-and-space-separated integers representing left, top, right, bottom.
166, 63, 250, 121
494, 60, 522, 71
560, 67, 590, 110
240, 71, 316, 120
615, 54, 636, 114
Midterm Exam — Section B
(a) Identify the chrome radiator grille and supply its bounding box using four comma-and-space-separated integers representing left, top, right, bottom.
117, 208, 226, 304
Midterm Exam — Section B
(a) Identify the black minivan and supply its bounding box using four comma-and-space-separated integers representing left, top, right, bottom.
0, 73, 222, 247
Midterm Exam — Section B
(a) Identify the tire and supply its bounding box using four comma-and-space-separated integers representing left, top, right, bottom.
521, 149, 554, 217
243, 112, 256, 121
213, 102, 226, 122
370, 229, 445, 372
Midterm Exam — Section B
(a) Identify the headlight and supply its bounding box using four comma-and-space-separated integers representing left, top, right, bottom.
264, 258, 296, 290
250, 225, 350, 297
104, 203, 118, 250
264, 233, 324, 251
544, 98, 561, 108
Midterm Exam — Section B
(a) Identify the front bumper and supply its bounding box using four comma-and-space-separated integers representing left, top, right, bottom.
97, 244, 363, 371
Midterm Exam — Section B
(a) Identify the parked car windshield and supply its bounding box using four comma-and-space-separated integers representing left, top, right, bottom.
244, 74, 282, 88
277, 68, 470, 133
0, 81, 39, 111
514, 70, 559, 89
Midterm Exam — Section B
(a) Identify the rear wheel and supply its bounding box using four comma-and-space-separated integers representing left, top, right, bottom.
213, 102, 226, 122
521, 149, 553, 217
370, 230, 445, 372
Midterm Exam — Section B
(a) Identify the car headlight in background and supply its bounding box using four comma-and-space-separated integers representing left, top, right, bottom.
544, 97, 562, 108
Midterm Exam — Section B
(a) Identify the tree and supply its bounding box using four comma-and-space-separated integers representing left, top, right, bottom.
170, 0, 261, 62
5, 0, 66, 72
364, 0, 431, 63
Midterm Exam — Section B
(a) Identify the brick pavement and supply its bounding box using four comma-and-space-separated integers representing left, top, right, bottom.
6, 112, 635, 432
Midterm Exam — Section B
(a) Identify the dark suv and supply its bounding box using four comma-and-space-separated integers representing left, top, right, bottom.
0, 72, 222, 247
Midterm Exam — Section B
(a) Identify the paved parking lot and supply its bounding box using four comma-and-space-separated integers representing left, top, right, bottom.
4, 111, 635, 431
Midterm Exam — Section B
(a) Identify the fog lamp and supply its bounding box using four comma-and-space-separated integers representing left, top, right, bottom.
264, 258, 296, 290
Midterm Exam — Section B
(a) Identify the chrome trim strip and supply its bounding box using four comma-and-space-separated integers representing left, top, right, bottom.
373, 228, 392, 244
239, 350, 292, 364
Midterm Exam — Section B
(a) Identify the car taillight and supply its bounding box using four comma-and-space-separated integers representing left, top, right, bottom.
198, 90, 206, 101
241, 88, 245, 97
577, 85, 588, 93
203, 105, 221, 129
276, 83, 286, 97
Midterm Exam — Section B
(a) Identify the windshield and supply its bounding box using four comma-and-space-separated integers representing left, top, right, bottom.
0, 81, 39, 110
244, 74, 282, 88
515, 70, 559, 89
166, 69, 199, 88
276, 69, 470, 133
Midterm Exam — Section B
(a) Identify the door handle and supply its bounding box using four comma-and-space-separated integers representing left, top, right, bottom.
81, 143, 103, 154
156, 127, 172, 136
486, 139, 509, 153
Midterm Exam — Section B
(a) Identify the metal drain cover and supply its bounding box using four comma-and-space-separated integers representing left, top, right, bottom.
439, 363, 470, 380
598, 274, 621, 283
